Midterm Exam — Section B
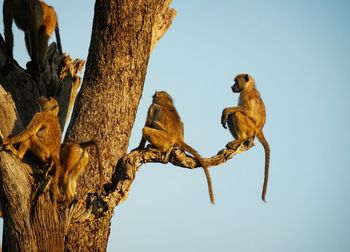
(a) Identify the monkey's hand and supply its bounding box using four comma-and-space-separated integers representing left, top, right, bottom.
221, 109, 229, 129
2, 138, 12, 146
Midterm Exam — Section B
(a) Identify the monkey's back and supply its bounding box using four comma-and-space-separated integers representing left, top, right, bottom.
161, 103, 184, 143
35, 111, 61, 153
239, 88, 266, 130
40, 1, 57, 35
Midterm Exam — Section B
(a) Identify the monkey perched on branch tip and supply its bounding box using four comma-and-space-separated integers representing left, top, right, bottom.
2, 0, 62, 84
135, 91, 215, 204
221, 73, 270, 202
2, 96, 62, 222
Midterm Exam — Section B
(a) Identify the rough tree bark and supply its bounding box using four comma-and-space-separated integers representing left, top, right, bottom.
0, 0, 254, 251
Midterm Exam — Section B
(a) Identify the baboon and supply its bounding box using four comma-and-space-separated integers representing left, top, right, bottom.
221, 73, 270, 202
59, 140, 103, 205
3, 96, 62, 221
136, 91, 215, 204
2, 0, 62, 77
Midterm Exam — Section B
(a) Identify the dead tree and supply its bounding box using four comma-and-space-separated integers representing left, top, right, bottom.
0, 0, 253, 250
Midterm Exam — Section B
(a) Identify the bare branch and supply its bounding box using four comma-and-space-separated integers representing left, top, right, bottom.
86, 138, 256, 218
151, 0, 177, 51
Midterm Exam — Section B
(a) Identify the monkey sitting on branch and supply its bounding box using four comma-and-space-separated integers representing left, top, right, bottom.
2, 0, 62, 88
135, 91, 215, 204
59, 140, 103, 206
221, 73, 270, 202
3, 96, 62, 221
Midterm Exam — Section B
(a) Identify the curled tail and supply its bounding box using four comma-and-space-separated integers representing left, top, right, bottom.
55, 24, 62, 53
79, 140, 103, 192
257, 130, 270, 202
179, 142, 215, 204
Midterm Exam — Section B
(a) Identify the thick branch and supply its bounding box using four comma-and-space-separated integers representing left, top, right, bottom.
101, 139, 255, 211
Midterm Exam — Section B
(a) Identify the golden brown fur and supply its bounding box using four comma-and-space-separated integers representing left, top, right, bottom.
137, 91, 215, 204
221, 74, 270, 202
59, 140, 103, 205
3, 96, 62, 221
2, 0, 62, 76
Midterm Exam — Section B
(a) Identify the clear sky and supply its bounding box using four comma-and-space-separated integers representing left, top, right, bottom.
1, 1, 350, 251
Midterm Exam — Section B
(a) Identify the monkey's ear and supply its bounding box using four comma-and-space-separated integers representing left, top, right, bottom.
244, 74, 250, 82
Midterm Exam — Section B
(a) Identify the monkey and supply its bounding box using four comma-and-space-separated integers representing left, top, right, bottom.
2, 0, 62, 78
221, 73, 270, 202
3, 96, 62, 221
59, 140, 103, 205
136, 91, 215, 204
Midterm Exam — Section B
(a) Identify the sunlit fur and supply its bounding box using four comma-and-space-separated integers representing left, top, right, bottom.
136, 91, 215, 204
3, 0, 62, 74
59, 140, 103, 205
221, 74, 270, 202
3, 96, 62, 221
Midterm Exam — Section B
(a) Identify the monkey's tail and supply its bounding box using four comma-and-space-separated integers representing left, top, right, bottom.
79, 140, 103, 192
179, 142, 215, 205
55, 24, 62, 54
257, 130, 270, 203
52, 155, 61, 223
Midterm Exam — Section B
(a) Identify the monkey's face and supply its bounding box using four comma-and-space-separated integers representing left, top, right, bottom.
153, 91, 173, 104
39, 96, 59, 115
231, 74, 251, 93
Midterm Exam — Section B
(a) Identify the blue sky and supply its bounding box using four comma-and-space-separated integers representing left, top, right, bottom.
1, 1, 350, 251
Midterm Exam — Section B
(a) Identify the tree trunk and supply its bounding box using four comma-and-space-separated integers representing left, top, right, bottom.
63, 0, 176, 249
0, 1, 255, 250
0, 0, 176, 251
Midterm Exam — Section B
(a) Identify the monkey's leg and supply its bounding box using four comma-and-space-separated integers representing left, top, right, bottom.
25, 33, 32, 58
163, 147, 174, 163
226, 138, 247, 150
38, 29, 49, 67
142, 127, 171, 153
28, 31, 39, 73
28, 31, 44, 95
15, 139, 31, 159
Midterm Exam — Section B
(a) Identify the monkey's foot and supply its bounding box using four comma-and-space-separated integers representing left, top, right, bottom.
163, 147, 174, 163
3, 144, 18, 156
226, 140, 242, 150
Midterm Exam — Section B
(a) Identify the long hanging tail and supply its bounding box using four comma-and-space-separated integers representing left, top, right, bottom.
52, 155, 61, 223
79, 140, 103, 192
257, 130, 270, 202
179, 142, 215, 204
55, 24, 62, 53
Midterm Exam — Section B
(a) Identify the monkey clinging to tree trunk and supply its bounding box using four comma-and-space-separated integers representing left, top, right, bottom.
221, 73, 270, 202
135, 91, 215, 204
3, 96, 62, 222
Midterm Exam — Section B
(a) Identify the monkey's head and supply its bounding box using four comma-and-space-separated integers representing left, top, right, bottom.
232, 74, 255, 93
152, 91, 174, 105
39, 96, 59, 115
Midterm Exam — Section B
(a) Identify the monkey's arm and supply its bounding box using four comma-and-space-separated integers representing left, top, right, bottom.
221, 106, 247, 128
135, 105, 158, 149
3, 114, 43, 145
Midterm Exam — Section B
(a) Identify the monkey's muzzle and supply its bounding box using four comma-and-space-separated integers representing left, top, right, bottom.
231, 84, 240, 93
